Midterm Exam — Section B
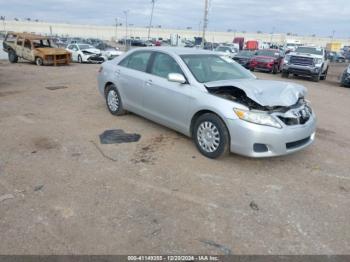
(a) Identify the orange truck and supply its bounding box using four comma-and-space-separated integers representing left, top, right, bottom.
245, 40, 259, 50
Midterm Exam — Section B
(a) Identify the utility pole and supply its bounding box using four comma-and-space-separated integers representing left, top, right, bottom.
148, 0, 156, 40
0, 16, 5, 32
124, 10, 129, 50
331, 30, 335, 42
115, 18, 119, 42
201, 0, 209, 48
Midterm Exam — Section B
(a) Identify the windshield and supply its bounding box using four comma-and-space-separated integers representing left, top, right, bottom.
216, 46, 232, 52
181, 54, 255, 83
256, 50, 280, 57
238, 51, 254, 57
296, 47, 323, 55
32, 39, 52, 48
78, 44, 93, 50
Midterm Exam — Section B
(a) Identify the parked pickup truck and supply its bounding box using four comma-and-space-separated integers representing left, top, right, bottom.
282, 46, 329, 82
2, 32, 71, 66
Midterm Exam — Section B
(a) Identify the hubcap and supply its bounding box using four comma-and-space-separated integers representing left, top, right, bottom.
107, 90, 119, 112
197, 121, 220, 153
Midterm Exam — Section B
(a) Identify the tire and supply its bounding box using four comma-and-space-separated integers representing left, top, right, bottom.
312, 73, 321, 82
105, 84, 126, 116
320, 68, 328, 80
250, 68, 254, 72
193, 113, 230, 159
272, 65, 278, 74
8, 51, 18, 63
78, 55, 83, 63
281, 71, 289, 78
35, 57, 43, 66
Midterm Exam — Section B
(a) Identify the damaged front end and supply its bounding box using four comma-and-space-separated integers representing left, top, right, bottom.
205, 79, 313, 128
82, 50, 105, 63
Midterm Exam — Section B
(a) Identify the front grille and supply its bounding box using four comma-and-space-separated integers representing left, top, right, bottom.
286, 137, 311, 150
55, 55, 68, 60
290, 56, 314, 66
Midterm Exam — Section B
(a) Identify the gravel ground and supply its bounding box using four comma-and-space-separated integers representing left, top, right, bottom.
0, 59, 349, 255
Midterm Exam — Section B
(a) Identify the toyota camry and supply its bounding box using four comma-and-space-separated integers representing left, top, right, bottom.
98, 47, 316, 158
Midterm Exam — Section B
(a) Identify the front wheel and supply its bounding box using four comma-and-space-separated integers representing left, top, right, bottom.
105, 84, 126, 116
320, 68, 328, 80
8, 51, 18, 63
272, 64, 278, 74
281, 71, 289, 78
78, 55, 83, 63
193, 113, 230, 159
35, 57, 43, 66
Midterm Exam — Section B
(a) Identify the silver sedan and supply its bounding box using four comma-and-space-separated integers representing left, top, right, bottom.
98, 47, 316, 158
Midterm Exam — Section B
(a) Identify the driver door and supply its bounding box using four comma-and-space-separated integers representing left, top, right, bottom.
142, 52, 193, 133
22, 39, 33, 61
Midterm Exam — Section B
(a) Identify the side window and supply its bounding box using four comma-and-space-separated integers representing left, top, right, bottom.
17, 37, 23, 46
119, 51, 152, 72
150, 52, 183, 78
24, 39, 31, 49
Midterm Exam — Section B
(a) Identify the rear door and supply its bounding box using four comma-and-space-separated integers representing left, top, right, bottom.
142, 52, 192, 133
116, 51, 152, 114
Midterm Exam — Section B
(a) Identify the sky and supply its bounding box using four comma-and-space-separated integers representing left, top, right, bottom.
0, 0, 349, 38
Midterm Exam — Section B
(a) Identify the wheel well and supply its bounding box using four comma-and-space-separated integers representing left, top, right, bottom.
190, 110, 229, 138
104, 82, 114, 96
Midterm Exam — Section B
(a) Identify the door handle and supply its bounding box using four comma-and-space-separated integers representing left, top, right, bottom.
145, 79, 153, 86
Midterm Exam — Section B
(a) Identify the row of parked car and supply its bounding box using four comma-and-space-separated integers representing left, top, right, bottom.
218, 44, 349, 86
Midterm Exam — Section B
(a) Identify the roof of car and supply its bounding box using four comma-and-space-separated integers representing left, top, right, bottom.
138, 47, 215, 56
9, 32, 50, 40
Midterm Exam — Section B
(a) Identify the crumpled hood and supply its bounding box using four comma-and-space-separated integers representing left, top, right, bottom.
205, 79, 307, 107
82, 48, 101, 55
36, 48, 70, 55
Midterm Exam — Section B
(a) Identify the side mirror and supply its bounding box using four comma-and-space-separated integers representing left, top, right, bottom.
168, 73, 186, 84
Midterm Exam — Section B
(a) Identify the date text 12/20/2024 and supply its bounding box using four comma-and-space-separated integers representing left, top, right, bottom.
128, 255, 220, 261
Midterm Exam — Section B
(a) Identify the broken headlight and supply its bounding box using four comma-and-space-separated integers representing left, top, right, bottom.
234, 109, 282, 129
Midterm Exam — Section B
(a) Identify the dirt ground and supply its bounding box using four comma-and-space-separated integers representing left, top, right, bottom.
0, 59, 349, 255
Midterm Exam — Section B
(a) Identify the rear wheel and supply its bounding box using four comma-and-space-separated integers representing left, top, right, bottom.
35, 57, 43, 66
105, 84, 126, 116
8, 51, 18, 63
193, 113, 230, 159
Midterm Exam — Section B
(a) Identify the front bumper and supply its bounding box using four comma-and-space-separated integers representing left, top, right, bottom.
283, 64, 321, 76
250, 62, 274, 71
84, 54, 105, 63
226, 115, 316, 157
